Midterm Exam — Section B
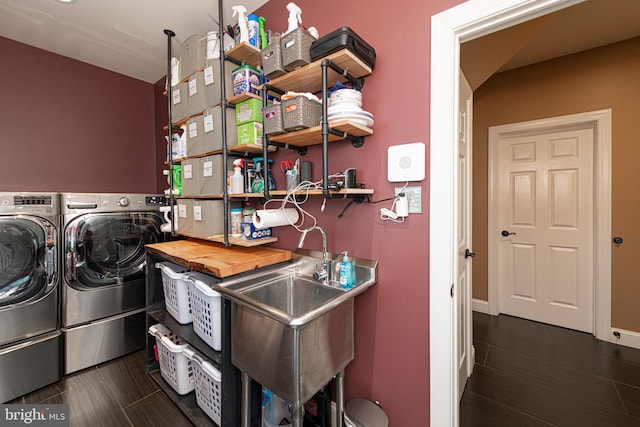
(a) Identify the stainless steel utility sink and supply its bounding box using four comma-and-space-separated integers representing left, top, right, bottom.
240, 275, 344, 318
214, 249, 378, 409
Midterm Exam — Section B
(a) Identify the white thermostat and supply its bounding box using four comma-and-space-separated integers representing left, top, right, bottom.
387, 142, 425, 182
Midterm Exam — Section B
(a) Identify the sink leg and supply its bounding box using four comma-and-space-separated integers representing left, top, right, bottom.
336, 369, 345, 427
241, 371, 250, 427
291, 404, 303, 427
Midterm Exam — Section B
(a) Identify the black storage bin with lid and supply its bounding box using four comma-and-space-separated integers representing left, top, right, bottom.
310, 27, 376, 69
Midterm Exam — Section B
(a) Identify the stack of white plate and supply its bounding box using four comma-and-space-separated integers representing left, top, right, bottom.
327, 89, 374, 128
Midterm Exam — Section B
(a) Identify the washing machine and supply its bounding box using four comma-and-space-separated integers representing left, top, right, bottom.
61, 193, 165, 374
0, 192, 61, 403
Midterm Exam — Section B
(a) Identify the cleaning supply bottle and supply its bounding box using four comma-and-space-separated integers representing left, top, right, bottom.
232, 5, 249, 44
339, 251, 355, 290
284, 2, 302, 35
231, 159, 244, 194
258, 16, 268, 49
247, 13, 259, 47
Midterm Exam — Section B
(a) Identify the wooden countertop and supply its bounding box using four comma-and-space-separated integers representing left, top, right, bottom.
146, 239, 292, 278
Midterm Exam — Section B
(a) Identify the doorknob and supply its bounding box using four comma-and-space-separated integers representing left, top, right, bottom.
501, 230, 516, 237
613, 236, 623, 244
464, 248, 476, 259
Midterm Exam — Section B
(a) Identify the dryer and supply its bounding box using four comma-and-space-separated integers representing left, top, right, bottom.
61, 193, 165, 374
0, 192, 61, 403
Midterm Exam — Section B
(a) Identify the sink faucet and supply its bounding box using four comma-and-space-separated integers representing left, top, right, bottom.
297, 226, 329, 285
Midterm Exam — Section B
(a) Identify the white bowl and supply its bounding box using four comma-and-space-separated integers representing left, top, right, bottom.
327, 109, 374, 128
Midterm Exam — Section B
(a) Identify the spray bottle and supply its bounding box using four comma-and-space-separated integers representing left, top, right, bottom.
284, 2, 302, 35
232, 5, 249, 44
231, 159, 244, 194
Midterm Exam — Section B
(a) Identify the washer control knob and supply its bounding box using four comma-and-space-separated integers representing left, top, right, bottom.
118, 197, 130, 207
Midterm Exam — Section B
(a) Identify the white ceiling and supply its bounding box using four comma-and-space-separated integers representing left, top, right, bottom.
0, 0, 267, 83
0, 0, 639, 85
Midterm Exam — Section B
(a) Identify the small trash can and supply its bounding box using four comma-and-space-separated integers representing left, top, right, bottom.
344, 398, 389, 427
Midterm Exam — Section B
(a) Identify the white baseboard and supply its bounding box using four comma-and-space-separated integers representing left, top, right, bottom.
608, 327, 640, 350
472, 298, 489, 314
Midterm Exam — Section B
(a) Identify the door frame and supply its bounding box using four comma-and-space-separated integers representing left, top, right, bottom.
429, 0, 586, 425
487, 110, 612, 337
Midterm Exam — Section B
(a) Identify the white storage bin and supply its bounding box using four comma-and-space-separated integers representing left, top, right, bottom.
156, 262, 192, 324
186, 273, 222, 351
185, 349, 222, 425
148, 324, 195, 395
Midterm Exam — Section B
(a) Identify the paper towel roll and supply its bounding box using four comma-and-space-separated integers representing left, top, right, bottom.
253, 208, 300, 228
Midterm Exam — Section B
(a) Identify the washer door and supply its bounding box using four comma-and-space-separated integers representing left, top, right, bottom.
65, 212, 163, 289
0, 216, 56, 308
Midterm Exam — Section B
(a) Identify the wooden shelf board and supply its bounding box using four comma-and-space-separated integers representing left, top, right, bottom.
270, 188, 374, 196
225, 42, 262, 68
259, 49, 372, 95
227, 92, 262, 105
228, 144, 276, 155
268, 120, 373, 146
176, 188, 373, 199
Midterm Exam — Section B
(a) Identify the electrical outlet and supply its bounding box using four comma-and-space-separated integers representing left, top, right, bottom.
395, 186, 422, 213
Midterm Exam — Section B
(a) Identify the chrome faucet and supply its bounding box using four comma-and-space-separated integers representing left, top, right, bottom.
297, 226, 329, 285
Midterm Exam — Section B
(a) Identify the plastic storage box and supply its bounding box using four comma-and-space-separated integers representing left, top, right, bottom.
185, 349, 222, 425
198, 155, 234, 196
148, 324, 195, 395
181, 34, 207, 78
310, 26, 376, 69
232, 64, 261, 96
281, 27, 315, 71
191, 199, 226, 239
235, 98, 264, 125
199, 105, 237, 155
264, 104, 286, 135
186, 272, 222, 350
262, 38, 286, 80
171, 81, 188, 124
176, 198, 194, 236
156, 262, 192, 324
180, 158, 199, 197
282, 96, 322, 131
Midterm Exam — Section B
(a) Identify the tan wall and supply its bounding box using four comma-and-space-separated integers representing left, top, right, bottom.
472, 36, 640, 332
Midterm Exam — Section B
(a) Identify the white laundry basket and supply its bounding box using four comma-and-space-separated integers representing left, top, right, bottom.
186, 273, 222, 351
185, 348, 222, 425
148, 324, 195, 395
156, 262, 192, 324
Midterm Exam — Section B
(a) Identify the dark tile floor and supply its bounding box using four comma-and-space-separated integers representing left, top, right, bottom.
11, 350, 193, 427
461, 312, 640, 426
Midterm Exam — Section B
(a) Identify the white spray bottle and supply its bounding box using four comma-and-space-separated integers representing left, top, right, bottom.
284, 2, 302, 35
232, 5, 249, 44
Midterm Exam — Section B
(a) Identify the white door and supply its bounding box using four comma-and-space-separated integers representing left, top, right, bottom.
497, 126, 594, 332
458, 73, 474, 399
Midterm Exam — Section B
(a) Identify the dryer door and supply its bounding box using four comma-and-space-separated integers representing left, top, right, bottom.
65, 212, 163, 289
0, 216, 57, 308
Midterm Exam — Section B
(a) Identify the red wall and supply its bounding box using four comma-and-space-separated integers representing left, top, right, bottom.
0, 36, 158, 193
223, 0, 463, 424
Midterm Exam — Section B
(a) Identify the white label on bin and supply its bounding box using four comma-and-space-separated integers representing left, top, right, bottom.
188, 78, 198, 96
178, 204, 187, 218
204, 114, 214, 133
183, 164, 193, 179
189, 122, 198, 138
172, 88, 181, 105
204, 66, 215, 86
193, 205, 202, 221
203, 161, 213, 177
